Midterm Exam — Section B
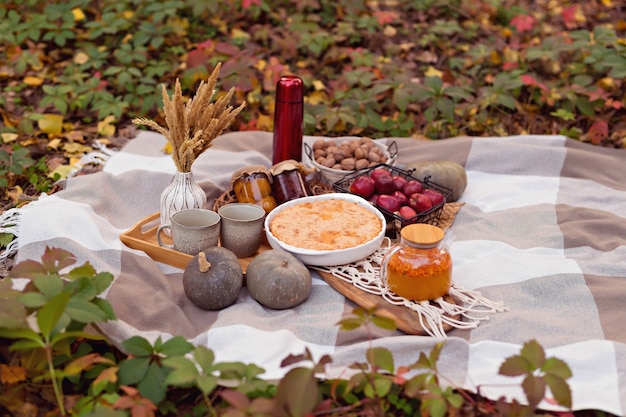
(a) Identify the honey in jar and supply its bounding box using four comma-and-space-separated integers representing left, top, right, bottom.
380, 223, 452, 301
233, 172, 277, 213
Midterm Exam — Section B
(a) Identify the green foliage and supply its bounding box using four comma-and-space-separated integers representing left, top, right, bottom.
1, 246, 116, 416
0, 0, 623, 146
0, 143, 59, 214
0, 248, 580, 415
499, 339, 573, 410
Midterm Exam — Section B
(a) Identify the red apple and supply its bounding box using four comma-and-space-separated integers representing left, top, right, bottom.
368, 193, 379, 204
370, 167, 391, 182
376, 194, 401, 213
392, 175, 408, 192
402, 179, 423, 196
374, 174, 396, 195
392, 190, 408, 206
423, 189, 444, 206
398, 205, 418, 220
349, 176, 375, 198
409, 192, 433, 213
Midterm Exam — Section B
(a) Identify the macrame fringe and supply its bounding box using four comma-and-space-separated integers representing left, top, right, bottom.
314, 238, 508, 338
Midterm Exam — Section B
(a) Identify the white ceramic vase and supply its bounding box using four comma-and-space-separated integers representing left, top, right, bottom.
160, 171, 206, 235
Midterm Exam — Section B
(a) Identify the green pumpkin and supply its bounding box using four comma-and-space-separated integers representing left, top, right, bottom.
406, 160, 467, 202
245, 249, 312, 310
183, 247, 243, 310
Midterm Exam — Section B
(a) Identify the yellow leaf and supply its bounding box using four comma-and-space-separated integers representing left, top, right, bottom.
72, 7, 85, 21
383, 25, 397, 37
307, 90, 328, 105
231, 28, 250, 40
574, 7, 586, 22
312, 80, 325, 91
425, 66, 443, 78
166, 16, 189, 36
63, 142, 92, 156
74, 52, 90, 65
23, 76, 44, 86
122, 33, 132, 44
601, 0, 612, 5
162, 142, 173, 155
598, 77, 615, 90
254, 59, 267, 71
49, 164, 75, 180
0, 364, 26, 384
7, 186, 23, 204
490, 50, 502, 65
97, 115, 116, 137
1, 133, 18, 143
48, 138, 62, 150
122, 10, 134, 19
256, 114, 273, 131
38, 114, 64, 135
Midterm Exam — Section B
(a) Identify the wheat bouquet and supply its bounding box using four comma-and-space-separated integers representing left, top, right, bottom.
132, 62, 245, 172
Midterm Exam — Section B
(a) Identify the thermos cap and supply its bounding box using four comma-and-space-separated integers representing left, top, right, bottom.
276, 75, 304, 103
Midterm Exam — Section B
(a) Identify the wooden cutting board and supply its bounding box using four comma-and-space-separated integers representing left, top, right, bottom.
121, 212, 457, 335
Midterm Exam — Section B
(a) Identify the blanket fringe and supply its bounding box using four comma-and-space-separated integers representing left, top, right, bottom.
0, 208, 21, 261
314, 239, 508, 337
70, 141, 117, 176
1, 142, 116, 264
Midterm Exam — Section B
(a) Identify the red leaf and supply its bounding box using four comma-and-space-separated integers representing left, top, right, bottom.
186, 48, 208, 69
373, 10, 398, 26
521, 74, 548, 92
502, 61, 519, 70
587, 120, 609, 145
510, 14, 535, 34
242, 0, 261, 9
561, 5, 579, 29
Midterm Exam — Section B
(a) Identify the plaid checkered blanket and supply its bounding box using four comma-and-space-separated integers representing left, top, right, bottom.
4, 131, 625, 414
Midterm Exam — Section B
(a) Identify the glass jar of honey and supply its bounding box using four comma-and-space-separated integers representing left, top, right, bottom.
233, 172, 277, 213
380, 223, 452, 301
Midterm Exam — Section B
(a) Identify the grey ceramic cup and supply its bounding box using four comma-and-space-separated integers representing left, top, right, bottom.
157, 209, 221, 255
217, 203, 266, 258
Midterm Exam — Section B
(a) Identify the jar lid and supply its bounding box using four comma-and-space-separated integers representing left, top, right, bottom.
271, 159, 301, 176
400, 224, 444, 247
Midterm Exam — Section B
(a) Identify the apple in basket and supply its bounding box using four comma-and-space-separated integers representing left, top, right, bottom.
348, 176, 375, 199
423, 189, 445, 207
409, 192, 433, 213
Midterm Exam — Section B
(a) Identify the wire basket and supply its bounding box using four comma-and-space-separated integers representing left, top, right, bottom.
333, 164, 453, 230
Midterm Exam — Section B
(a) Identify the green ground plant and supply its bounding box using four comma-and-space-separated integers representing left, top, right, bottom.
0, 0, 624, 210
0, 247, 577, 416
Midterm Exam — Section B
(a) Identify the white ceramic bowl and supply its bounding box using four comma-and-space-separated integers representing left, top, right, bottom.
264, 193, 386, 266
303, 137, 398, 184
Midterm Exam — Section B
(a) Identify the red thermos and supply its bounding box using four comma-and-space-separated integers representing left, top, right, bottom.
272, 75, 304, 164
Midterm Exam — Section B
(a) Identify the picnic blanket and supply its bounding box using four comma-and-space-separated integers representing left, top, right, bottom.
3, 131, 626, 415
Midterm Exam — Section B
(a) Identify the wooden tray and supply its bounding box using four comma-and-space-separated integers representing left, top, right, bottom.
120, 212, 457, 335
120, 212, 264, 272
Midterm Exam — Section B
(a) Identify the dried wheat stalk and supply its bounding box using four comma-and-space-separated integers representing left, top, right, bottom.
132, 62, 246, 172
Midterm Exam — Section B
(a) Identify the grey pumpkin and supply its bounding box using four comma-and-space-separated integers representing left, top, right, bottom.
245, 249, 312, 310
406, 160, 467, 202
183, 246, 243, 310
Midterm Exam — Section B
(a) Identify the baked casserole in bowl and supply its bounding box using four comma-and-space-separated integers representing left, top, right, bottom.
264, 193, 386, 266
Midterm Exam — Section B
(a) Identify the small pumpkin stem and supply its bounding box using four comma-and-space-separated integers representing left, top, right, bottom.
281, 259, 289, 268
198, 252, 212, 272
